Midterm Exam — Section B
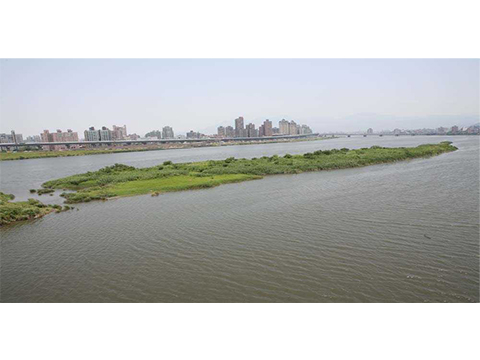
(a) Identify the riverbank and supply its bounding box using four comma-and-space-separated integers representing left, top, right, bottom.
0, 148, 163, 161
40, 142, 457, 204
0, 192, 68, 226
0, 136, 331, 161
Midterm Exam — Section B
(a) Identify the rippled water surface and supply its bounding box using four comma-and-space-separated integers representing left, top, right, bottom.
1, 136, 479, 302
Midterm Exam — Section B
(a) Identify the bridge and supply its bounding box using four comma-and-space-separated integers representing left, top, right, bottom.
320, 133, 406, 137
0, 133, 321, 150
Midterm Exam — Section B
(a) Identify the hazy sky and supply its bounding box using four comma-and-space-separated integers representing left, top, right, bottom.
0, 59, 478, 136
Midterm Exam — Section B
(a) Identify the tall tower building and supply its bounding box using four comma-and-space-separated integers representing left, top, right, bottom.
162, 126, 174, 139
235, 117, 245, 137
263, 119, 273, 136
279, 119, 289, 135
289, 121, 298, 135
112, 125, 127, 140
246, 123, 257, 138
225, 126, 235, 138
258, 124, 265, 137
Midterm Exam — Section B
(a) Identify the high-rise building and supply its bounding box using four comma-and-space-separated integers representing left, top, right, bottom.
272, 127, 280, 134
50, 129, 78, 142
99, 127, 112, 141
0, 131, 23, 144
235, 117, 245, 137
300, 124, 312, 135
217, 126, 226, 137
289, 121, 298, 135
84, 127, 100, 141
225, 126, 235, 138
258, 124, 265, 137
263, 119, 273, 137
186, 130, 203, 139
26, 135, 41, 143
367, 128, 373, 135
0, 133, 12, 143
162, 126, 174, 139
246, 123, 258, 138
451, 125, 459, 134
279, 119, 289, 135
112, 125, 127, 140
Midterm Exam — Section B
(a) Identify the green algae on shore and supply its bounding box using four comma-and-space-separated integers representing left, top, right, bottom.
40, 142, 457, 204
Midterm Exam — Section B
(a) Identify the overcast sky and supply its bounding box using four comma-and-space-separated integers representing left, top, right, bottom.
0, 59, 478, 136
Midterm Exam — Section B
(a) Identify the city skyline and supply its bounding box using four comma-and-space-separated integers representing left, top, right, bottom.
2, 114, 480, 143
1, 59, 478, 135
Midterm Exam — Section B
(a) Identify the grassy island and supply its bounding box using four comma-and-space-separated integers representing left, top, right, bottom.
39, 142, 457, 204
0, 192, 63, 226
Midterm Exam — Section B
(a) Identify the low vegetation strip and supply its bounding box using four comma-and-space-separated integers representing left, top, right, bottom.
40, 142, 457, 204
0, 148, 162, 161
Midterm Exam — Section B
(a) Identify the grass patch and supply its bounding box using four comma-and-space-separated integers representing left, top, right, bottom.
0, 192, 58, 226
59, 174, 261, 203
41, 142, 457, 204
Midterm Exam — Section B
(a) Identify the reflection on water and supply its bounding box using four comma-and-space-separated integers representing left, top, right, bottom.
1, 136, 479, 302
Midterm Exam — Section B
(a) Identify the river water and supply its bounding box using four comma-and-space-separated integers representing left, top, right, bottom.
1, 136, 478, 302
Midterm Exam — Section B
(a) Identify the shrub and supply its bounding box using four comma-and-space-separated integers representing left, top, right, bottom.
163, 161, 173, 166
37, 188, 55, 195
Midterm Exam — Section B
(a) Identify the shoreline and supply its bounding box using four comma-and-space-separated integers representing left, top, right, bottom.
0, 136, 332, 161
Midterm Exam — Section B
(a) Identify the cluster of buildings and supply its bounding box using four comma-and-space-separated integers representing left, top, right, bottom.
36, 125, 134, 150
0, 131, 23, 144
143, 126, 175, 140
4, 120, 478, 151
41, 129, 79, 150
84, 125, 130, 141
378, 124, 480, 136
217, 117, 313, 139
1, 125, 138, 151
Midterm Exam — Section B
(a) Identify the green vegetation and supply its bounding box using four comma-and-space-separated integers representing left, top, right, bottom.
41, 142, 457, 204
0, 148, 165, 161
0, 192, 59, 226
37, 188, 55, 195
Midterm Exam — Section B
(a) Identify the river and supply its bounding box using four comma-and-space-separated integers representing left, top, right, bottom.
1, 136, 478, 302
